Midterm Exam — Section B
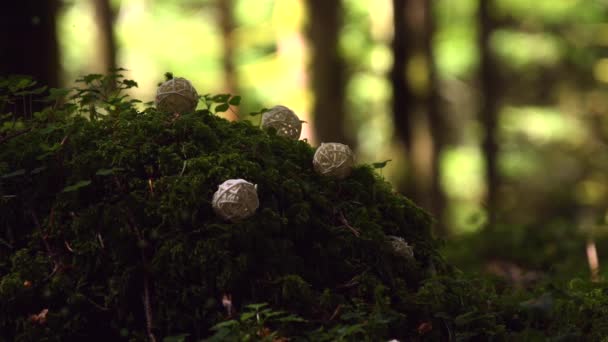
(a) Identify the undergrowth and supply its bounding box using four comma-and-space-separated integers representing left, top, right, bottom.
1, 72, 607, 342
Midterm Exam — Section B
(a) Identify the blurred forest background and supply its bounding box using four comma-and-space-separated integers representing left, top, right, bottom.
3, 0, 608, 278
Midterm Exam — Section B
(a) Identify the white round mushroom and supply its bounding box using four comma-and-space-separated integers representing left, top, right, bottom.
212, 179, 259, 222
155, 77, 199, 114
261, 105, 302, 140
312, 142, 354, 179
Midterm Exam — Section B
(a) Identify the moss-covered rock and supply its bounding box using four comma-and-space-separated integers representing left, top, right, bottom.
0, 74, 444, 341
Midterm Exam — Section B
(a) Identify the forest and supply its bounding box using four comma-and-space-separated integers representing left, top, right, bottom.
1, 0, 608, 341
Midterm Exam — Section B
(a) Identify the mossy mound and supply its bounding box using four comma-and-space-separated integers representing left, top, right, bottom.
0, 75, 444, 341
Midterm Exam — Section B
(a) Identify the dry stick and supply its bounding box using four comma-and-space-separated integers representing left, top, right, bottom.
29, 210, 61, 279
126, 212, 157, 342
337, 211, 360, 237
142, 262, 156, 342
329, 304, 341, 321
586, 239, 600, 282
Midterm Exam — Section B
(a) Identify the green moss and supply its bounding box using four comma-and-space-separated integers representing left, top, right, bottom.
0, 74, 440, 340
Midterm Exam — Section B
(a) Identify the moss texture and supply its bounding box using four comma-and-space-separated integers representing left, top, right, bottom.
0, 74, 443, 341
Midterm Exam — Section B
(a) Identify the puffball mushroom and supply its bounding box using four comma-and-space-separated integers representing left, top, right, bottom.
261, 105, 302, 140
155, 77, 199, 114
313, 142, 355, 179
212, 179, 259, 222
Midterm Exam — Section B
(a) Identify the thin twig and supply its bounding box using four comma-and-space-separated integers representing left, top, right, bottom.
30, 210, 62, 280
179, 160, 187, 176
64, 240, 74, 253
337, 211, 360, 237
97, 233, 105, 249
0, 128, 32, 144
329, 304, 341, 321
142, 271, 156, 342
114, 175, 157, 341
84, 296, 109, 311
0, 237, 13, 250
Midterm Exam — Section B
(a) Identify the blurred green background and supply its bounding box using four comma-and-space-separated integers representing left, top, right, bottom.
5, 0, 608, 279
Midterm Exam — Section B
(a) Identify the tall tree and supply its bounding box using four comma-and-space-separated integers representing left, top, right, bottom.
92, 0, 118, 74
218, 0, 238, 120
477, 0, 500, 228
390, 0, 415, 152
0, 1, 61, 87
423, 0, 446, 234
391, 0, 446, 234
305, 0, 348, 144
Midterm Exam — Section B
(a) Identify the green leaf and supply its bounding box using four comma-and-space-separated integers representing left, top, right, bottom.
245, 303, 268, 311
1, 169, 26, 179
79, 74, 103, 84
228, 95, 241, 106
44, 88, 71, 102
215, 103, 230, 113
276, 315, 306, 323
212, 94, 230, 103
10, 77, 36, 91
30, 166, 47, 175
240, 311, 256, 321
14, 85, 47, 96
210, 320, 239, 331
249, 108, 268, 117
122, 79, 138, 89
110, 67, 128, 72
39, 125, 61, 135
96, 168, 124, 176
62, 180, 92, 193
372, 159, 392, 169
162, 334, 189, 342
29, 85, 48, 95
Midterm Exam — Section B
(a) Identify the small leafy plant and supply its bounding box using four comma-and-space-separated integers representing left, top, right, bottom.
205, 303, 305, 341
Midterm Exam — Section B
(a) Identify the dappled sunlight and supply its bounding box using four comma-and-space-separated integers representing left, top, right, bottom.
54, 0, 608, 236
501, 106, 586, 146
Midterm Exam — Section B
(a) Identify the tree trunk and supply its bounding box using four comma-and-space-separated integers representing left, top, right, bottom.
477, 0, 500, 228
92, 0, 118, 74
423, 0, 447, 235
0, 1, 60, 88
305, 0, 348, 145
218, 0, 238, 120
390, 0, 415, 152
391, 0, 446, 235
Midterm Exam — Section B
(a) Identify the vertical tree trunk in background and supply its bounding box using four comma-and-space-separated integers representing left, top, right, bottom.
477, 0, 499, 228
391, 0, 415, 152
305, 0, 348, 144
0, 1, 60, 87
423, 0, 447, 235
391, 0, 446, 235
218, 0, 239, 120
92, 0, 118, 74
